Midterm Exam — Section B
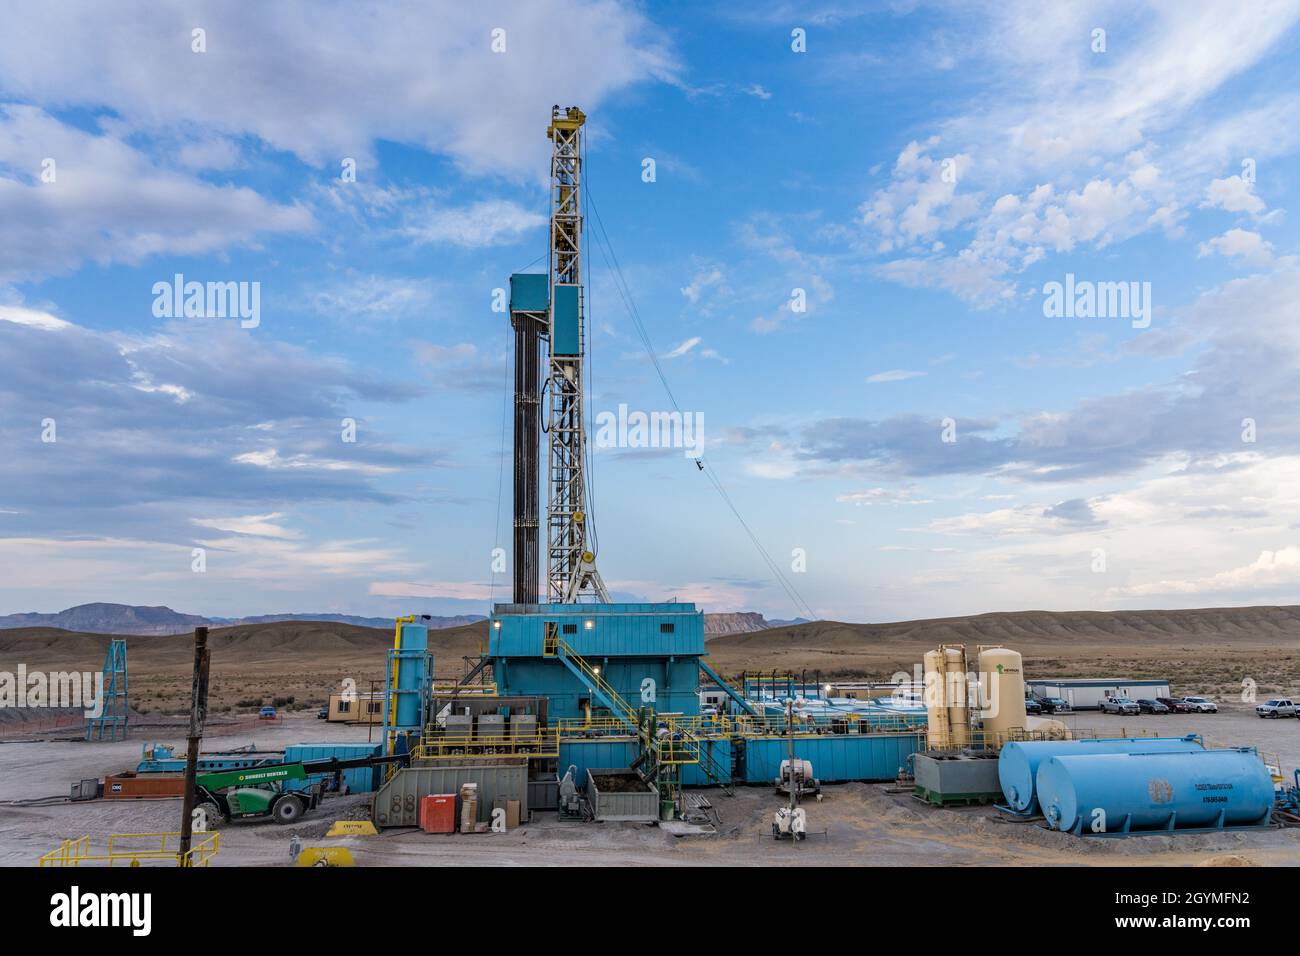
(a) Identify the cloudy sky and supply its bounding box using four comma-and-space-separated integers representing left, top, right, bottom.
3, 0, 1300, 622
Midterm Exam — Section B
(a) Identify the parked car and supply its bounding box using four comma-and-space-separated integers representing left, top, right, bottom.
1181, 696, 1218, 713
1035, 696, 1071, 714
257, 705, 278, 720
317, 705, 329, 720
1024, 697, 1043, 715
1101, 696, 1141, 715
1136, 698, 1170, 714
1156, 696, 1191, 713
1256, 698, 1296, 718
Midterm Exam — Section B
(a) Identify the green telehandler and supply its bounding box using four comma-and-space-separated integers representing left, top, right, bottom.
193, 753, 407, 826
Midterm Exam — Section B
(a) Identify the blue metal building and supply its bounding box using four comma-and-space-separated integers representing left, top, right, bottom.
489, 602, 705, 720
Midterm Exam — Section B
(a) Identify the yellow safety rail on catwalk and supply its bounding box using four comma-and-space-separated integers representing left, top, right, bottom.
413, 729, 560, 760
38, 832, 221, 867
430, 682, 498, 696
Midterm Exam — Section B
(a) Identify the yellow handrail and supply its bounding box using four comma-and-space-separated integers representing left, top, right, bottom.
39, 832, 221, 867
413, 730, 560, 760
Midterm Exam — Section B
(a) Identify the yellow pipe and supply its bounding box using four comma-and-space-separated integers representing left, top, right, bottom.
387, 615, 417, 756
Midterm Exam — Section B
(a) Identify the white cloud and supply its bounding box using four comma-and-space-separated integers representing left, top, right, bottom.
0, 304, 71, 331
1197, 228, 1274, 266
0, 105, 312, 280
401, 199, 545, 248
0, 1, 677, 178
663, 336, 701, 359
369, 580, 493, 601
836, 487, 931, 505
192, 513, 301, 539
1111, 547, 1300, 597
306, 273, 435, 320
866, 369, 925, 383
1202, 175, 1267, 216
681, 267, 725, 304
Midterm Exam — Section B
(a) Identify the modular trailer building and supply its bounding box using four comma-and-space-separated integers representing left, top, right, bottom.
1026, 678, 1171, 710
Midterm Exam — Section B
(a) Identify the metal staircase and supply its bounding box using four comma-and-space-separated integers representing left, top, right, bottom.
546, 632, 734, 794
699, 659, 759, 717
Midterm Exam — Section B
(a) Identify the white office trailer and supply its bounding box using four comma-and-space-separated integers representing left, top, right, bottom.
1026, 678, 1171, 710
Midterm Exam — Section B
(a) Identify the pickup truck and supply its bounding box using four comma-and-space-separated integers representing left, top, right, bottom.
1034, 696, 1071, 714
1256, 698, 1296, 718
1101, 696, 1140, 715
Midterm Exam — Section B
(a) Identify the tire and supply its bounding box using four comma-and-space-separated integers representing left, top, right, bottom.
195, 802, 222, 831
272, 795, 306, 824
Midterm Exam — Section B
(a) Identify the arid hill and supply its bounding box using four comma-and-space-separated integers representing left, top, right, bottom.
3, 605, 1300, 711
703, 606, 1300, 693
0, 620, 488, 714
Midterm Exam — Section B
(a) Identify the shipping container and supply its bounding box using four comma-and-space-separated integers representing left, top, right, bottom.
103, 772, 186, 799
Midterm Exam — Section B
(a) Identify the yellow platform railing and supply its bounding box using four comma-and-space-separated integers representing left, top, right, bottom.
39, 832, 221, 867
413, 729, 560, 760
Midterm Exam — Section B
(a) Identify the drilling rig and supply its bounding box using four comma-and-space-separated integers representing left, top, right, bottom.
509, 106, 609, 605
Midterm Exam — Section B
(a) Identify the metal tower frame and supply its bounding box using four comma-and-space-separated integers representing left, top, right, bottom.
86, 638, 129, 741
545, 106, 608, 603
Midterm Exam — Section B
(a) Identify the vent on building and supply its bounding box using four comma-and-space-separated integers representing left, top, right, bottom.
562, 623, 578, 635
660, 622, 675, 634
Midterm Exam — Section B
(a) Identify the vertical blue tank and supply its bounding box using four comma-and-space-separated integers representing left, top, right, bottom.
1036, 749, 1273, 835
396, 622, 428, 728
998, 736, 1204, 813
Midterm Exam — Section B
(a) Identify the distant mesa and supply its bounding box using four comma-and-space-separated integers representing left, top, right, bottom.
0, 603, 485, 637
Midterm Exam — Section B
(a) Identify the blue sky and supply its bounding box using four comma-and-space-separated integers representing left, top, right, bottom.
3, 0, 1300, 623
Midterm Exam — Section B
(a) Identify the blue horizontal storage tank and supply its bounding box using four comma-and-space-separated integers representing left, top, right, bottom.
998, 736, 1203, 813
1037, 749, 1273, 835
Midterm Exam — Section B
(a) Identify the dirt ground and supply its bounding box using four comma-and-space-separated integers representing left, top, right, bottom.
5, 710, 1300, 868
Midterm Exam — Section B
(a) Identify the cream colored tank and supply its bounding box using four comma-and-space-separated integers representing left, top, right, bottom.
942, 645, 970, 748
923, 649, 949, 750
977, 645, 1026, 749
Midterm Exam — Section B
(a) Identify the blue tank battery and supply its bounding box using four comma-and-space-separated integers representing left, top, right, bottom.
998, 736, 1204, 813
1036, 748, 1274, 835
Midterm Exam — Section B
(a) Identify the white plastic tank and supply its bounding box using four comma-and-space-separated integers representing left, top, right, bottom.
977, 646, 1026, 748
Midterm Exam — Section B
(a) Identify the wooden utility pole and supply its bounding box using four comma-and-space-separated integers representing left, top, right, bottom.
178, 625, 211, 864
